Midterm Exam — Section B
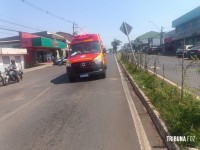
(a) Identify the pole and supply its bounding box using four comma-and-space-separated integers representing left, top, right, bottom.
181, 38, 185, 100
72, 22, 79, 35
73, 22, 75, 35
123, 22, 136, 63
148, 21, 164, 52
160, 26, 164, 47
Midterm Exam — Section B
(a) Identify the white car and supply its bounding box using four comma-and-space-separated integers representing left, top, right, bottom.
176, 45, 194, 58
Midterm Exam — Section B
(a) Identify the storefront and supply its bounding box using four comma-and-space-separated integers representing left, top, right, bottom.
19, 32, 67, 67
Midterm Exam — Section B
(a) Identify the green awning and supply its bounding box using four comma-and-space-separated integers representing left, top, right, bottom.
32, 37, 52, 47
55, 40, 66, 49
32, 37, 66, 49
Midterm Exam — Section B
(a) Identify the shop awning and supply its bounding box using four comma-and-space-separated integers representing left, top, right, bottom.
32, 37, 66, 49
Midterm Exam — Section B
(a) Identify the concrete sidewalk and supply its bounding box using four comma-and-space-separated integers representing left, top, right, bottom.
23, 62, 54, 73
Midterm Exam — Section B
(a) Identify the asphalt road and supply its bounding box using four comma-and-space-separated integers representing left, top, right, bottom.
0, 54, 166, 150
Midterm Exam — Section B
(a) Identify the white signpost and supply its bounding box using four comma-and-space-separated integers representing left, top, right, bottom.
120, 22, 136, 62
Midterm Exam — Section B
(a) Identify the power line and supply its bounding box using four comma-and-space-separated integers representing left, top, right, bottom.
0, 25, 20, 33
0, 31, 17, 36
20, 0, 74, 24
0, 11, 49, 31
0, 18, 42, 32
19, 0, 85, 35
0, 27, 20, 32
0, 24, 32, 32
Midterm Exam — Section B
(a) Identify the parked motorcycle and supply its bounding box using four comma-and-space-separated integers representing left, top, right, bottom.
53, 57, 67, 66
58, 57, 67, 66
0, 71, 6, 86
4, 67, 23, 85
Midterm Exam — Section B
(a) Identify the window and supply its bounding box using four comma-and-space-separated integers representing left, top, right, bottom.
2, 56, 10, 65
2, 56, 10, 68
69, 41, 100, 56
15, 56, 22, 69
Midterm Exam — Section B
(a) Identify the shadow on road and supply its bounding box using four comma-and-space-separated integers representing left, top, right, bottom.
50, 73, 69, 84
50, 73, 104, 84
78, 76, 103, 82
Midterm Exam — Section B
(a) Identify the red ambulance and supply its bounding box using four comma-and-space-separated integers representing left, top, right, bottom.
66, 34, 107, 81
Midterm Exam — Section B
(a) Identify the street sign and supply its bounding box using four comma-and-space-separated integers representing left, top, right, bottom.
120, 22, 132, 35
119, 22, 136, 63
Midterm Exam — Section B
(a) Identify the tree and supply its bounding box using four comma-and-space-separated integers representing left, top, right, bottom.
111, 39, 122, 53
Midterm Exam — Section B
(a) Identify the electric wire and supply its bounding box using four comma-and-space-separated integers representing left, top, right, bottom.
19, 0, 83, 34
0, 24, 30, 32
0, 11, 49, 31
20, 0, 74, 24
0, 27, 21, 32
0, 18, 42, 32
0, 31, 17, 36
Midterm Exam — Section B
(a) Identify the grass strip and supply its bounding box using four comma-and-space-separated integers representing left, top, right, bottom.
120, 57, 200, 149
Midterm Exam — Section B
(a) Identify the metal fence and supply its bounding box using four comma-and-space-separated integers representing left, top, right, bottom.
120, 51, 200, 96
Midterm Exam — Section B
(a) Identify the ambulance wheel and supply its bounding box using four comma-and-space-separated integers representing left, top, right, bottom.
68, 76, 76, 82
101, 70, 106, 79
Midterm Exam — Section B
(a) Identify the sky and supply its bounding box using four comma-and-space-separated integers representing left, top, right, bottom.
0, 0, 200, 49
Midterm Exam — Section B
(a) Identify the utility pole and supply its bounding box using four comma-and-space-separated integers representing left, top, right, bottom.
181, 38, 185, 100
73, 23, 74, 35
73, 22, 78, 35
148, 21, 164, 48
160, 26, 164, 46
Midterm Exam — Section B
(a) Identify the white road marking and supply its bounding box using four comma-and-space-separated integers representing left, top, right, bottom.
115, 56, 152, 150
150, 66, 160, 69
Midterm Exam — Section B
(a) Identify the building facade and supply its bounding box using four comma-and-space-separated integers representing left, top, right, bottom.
164, 30, 176, 54
172, 6, 200, 49
0, 48, 27, 73
0, 31, 72, 68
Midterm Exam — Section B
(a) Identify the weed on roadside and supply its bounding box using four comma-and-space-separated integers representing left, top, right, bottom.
121, 59, 200, 149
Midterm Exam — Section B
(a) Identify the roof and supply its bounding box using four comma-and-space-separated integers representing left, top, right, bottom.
0, 31, 72, 43
0, 36, 20, 41
33, 31, 50, 38
56, 32, 73, 42
172, 6, 200, 27
33, 31, 65, 41
136, 31, 160, 41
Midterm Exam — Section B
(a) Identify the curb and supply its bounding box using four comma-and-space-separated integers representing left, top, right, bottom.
116, 56, 180, 150
23, 63, 53, 73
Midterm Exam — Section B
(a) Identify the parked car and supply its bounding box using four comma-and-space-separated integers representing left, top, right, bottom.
147, 47, 162, 55
187, 45, 200, 59
176, 45, 194, 58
